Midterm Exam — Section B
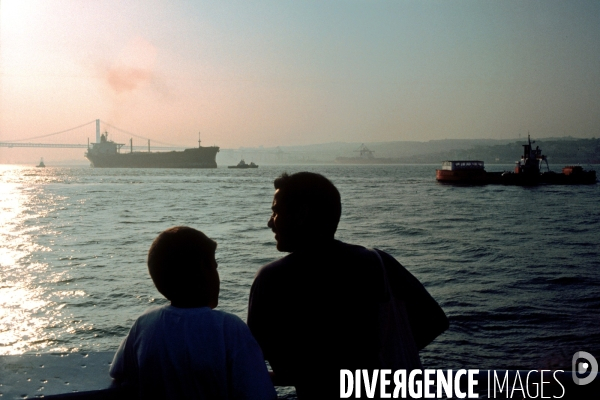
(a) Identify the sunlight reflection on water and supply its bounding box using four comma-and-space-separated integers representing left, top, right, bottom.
0, 166, 71, 354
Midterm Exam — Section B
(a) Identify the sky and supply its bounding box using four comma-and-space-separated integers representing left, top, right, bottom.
1, 0, 599, 162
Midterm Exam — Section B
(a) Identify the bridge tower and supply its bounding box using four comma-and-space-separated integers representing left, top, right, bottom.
96, 119, 100, 144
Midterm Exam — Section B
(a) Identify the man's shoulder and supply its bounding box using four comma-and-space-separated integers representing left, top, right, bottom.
337, 240, 374, 254
332, 240, 389, 265
254, 241, 387, 286
371, 247, 402, 266
254, 252, 296, 279
258, 240, 384, 266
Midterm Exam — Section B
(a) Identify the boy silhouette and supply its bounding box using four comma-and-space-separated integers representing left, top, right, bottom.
111, 226, 276, 400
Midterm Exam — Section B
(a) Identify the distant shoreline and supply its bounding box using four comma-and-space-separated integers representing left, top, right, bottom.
3, 137, 598, 166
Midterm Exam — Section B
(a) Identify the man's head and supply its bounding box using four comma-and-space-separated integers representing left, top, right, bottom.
268, 172, 341, 252
147, 226, 219, 308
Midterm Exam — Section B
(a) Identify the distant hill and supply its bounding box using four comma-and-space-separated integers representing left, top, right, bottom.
396, 138, 600, 165
218, 137, 600, 165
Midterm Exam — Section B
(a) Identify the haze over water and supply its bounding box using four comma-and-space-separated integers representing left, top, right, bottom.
2, 1, 600, 165
1, 164, 598, 373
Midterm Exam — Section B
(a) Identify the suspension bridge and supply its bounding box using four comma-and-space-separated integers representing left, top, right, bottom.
0, 120, 325, 164
0, 120, 186, 151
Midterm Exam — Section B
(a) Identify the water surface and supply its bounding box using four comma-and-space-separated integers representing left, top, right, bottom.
1, 164, 598, 372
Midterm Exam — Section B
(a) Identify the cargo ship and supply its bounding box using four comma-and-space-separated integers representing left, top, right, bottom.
335, 144, 397, 164
436, 136, 596, 185
85, 121, 219, 168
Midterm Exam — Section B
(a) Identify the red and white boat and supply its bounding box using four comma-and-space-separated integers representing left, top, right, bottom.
435, 160, 488, 183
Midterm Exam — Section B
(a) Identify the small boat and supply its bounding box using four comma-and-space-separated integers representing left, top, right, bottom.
36, 158, 45, 168
228, 159, 258, 169
435, 160, 488, 184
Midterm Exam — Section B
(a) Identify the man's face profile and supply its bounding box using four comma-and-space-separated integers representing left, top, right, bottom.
268, 189, 297, 252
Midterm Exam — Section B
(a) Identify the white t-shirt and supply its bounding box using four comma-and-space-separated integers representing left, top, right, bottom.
110, 305, 276, 400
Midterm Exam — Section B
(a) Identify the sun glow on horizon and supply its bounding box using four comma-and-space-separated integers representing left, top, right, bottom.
1, 1, 600, 163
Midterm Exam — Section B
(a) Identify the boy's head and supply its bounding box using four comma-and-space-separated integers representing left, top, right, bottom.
147, 226, 219, 308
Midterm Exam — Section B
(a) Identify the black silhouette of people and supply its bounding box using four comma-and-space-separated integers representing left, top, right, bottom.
248, 172, 448, 399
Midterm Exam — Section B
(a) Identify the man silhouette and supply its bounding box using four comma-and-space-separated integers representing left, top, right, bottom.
248, 172, 448, 399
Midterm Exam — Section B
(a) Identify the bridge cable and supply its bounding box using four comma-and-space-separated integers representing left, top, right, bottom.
100, 120, 183, 147
4, 120, 97, 142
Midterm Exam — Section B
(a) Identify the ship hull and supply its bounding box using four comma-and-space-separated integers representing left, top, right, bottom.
436, 169, 488, 183
437, 170, 597, 185
436, 138, 597, 185
86, 147, 219, 168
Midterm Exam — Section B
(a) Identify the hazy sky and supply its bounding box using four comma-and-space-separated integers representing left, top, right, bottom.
1, 0, 599, 162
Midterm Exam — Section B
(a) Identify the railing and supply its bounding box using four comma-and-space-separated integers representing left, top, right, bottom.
1, 353, 598, 399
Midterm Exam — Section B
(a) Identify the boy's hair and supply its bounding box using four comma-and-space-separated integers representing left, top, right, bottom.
274, 172, 342, 237
147, 226, 217, 303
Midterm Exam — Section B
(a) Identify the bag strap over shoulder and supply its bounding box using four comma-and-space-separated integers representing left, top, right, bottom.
370, 248, 449, 351
370, 248, 422, 371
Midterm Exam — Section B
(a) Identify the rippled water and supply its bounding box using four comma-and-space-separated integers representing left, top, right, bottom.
1, 164, 599, 372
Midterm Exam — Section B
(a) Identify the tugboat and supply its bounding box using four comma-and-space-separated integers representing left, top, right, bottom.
501, 135, 549, 185
228, 159, 258, 169
36, 158, 46, 168
502, 135, 596, 185
436, 135, 596, 185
